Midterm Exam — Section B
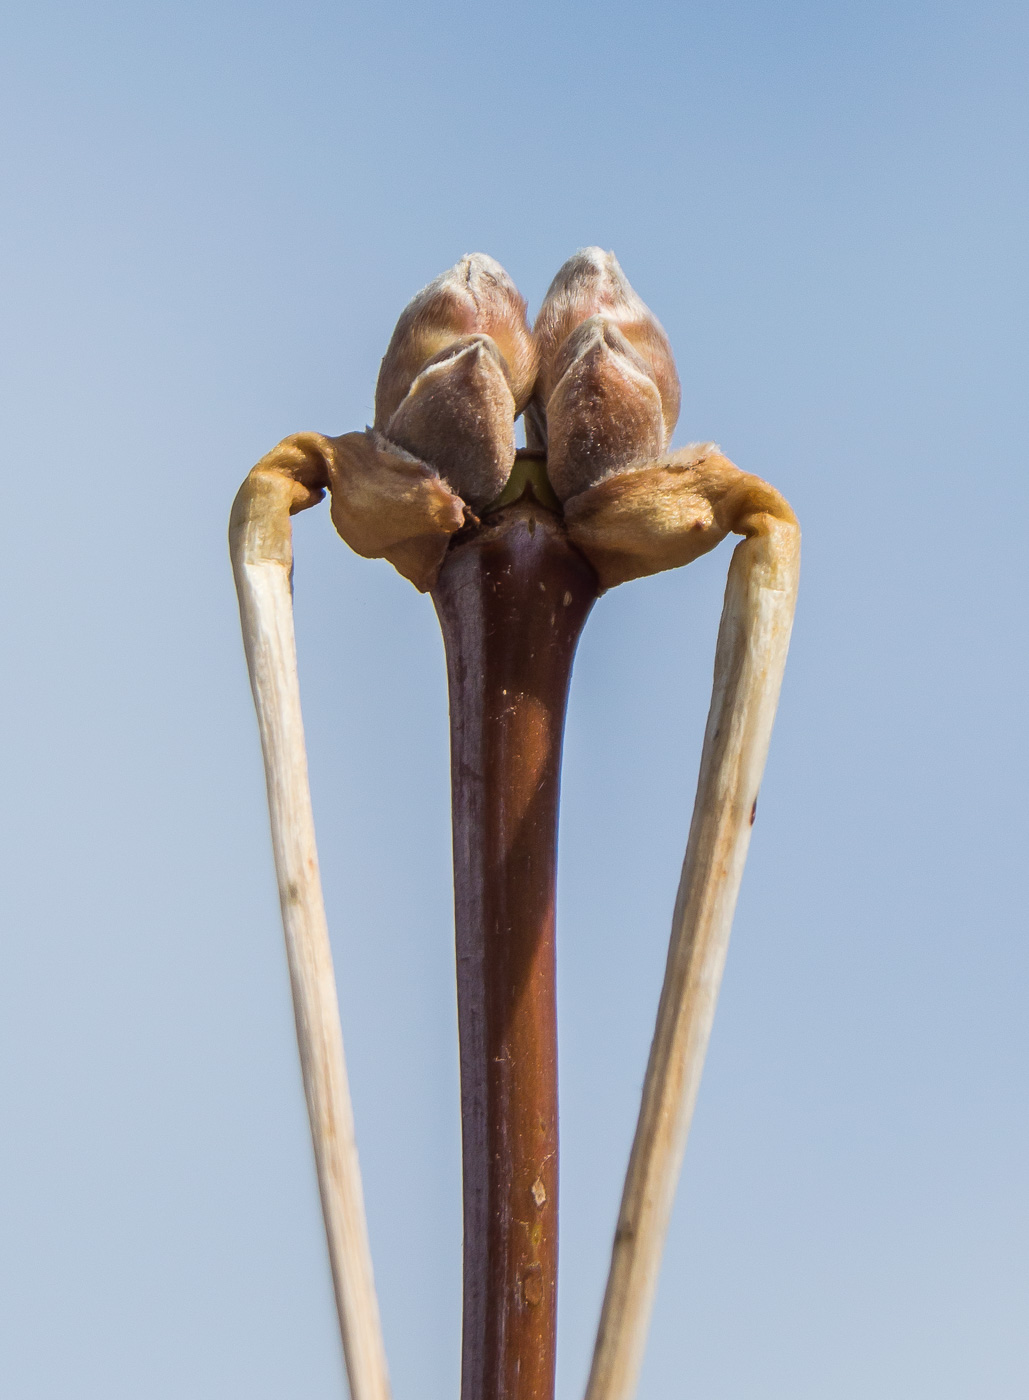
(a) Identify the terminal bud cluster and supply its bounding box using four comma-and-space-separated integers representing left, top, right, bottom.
310, 248, 793, 591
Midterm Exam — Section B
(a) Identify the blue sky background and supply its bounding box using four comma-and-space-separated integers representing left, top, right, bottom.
2, 1, 1027, 1396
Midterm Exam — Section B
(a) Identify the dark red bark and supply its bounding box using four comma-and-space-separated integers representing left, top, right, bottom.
432, 489, 597, 1400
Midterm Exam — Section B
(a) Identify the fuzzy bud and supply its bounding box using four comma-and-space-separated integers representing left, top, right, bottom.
373, 254, 536, 510
375, 254, 537, 428
542, 316, 666, 501
385, 334, 517, 510
530, 248, 680, 465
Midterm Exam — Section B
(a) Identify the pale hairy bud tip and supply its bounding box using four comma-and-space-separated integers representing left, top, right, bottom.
374, 253, 537, 431
532, 248, 681, 445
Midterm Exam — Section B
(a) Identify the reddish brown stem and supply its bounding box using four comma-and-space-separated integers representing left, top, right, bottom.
432, 494, 598, 1400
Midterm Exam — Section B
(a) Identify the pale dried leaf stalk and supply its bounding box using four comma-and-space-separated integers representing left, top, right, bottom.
585, 496, 800, 1400
229, 442, 391, 1400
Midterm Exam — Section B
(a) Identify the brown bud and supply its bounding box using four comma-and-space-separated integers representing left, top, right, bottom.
542, 316, 666, 501
374, 253, 537, 429
531, 248, 680, 449
385, 334, 517, 510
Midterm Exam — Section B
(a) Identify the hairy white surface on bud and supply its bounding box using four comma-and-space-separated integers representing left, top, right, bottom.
545, 317, 666, 501
385, 334, 518, 510
532, 248, 680, 441
375, 253, 537, 428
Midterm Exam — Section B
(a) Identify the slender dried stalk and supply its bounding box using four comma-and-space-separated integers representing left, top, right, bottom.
230, 467, 390, 1400
586, 514, 800, 1400
432, 483, 598, 1400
